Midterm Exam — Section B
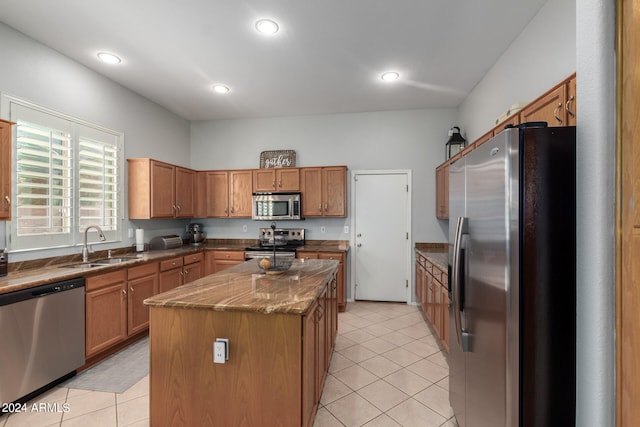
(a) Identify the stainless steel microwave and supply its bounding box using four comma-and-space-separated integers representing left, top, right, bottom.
252, 192, 302, 220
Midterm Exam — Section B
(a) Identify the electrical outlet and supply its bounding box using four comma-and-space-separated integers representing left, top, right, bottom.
128, 228, 133, 239
214, 342, 226, 364
242, 225, 247, 232
344, 226, 349, 234
320, 226, 326, 233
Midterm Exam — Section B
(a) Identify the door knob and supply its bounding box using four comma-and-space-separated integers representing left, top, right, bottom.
357, 233, 362, 237
357, 243, 362, 247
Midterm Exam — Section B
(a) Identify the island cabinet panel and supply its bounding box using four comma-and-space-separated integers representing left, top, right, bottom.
149, 308, 302, 427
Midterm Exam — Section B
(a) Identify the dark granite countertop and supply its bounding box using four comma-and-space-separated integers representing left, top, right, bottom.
144, 258, 339, 315
0, 239, 349, 296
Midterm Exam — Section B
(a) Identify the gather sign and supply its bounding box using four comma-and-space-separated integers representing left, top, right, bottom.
259, 150, 296, 168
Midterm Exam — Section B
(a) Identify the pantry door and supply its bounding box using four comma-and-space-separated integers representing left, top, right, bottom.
352, 170, 411, 302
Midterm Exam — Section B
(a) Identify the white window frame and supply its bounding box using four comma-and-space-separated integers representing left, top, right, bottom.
2, 94, 124, 252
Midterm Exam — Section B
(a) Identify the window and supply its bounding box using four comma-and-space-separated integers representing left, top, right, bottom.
3, 96, 123, 252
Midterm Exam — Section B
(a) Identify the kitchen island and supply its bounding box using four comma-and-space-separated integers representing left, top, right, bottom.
143, 258, 339, 427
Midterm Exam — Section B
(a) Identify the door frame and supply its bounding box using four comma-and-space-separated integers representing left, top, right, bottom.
349, 169, 412, 304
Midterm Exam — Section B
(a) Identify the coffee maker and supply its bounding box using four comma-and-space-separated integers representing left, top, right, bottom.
186, 223, 206, 245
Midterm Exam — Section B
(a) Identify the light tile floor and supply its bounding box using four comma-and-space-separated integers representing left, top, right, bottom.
0, 301, 457, 427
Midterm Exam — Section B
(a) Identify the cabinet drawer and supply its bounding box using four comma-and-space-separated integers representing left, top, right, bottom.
317, 252, 344, 262
128, 262, 158, 280
184, 252, 204, 265
213, 250, 245, 261
160, 257, 183, 271
296, 251, 319, 260
86, 269, 127, 292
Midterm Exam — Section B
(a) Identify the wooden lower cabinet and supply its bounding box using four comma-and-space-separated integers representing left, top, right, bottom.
415, 253, 449, 351
127, 263, 159, 336
205, 249, 245, 275
85, 263, 160, 359
298, 250, 347, 312
159, 253, 205, 293
85, 270, 128, 358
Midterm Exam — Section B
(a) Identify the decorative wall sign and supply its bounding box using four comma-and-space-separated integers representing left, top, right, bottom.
260, 150, 296, 168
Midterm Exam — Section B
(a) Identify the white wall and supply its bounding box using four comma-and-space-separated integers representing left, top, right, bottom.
0, 22, 192, 261
458, 0, 576, 142
190, 108, 457, 244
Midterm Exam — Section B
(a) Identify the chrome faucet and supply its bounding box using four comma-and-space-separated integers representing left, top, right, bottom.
82, 225, 106, 262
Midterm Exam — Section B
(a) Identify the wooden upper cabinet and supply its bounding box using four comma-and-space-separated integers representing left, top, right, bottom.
300, 166, 347, 217
253, 168, 300, 192
175, 167, 196, 217
435, 163, 449, 219
566, 75, 577, 126
229, 170, 252, 217
128, 158, 196, 219
519, 82, 567, 127
0, 120, 14, 220
473, 129, 494, 149
493, 114, 520, 135
203, 171, 230, 217
300, 168, 323, 217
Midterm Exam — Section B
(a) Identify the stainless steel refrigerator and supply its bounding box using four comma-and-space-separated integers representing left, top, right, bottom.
448, 123, 576, 427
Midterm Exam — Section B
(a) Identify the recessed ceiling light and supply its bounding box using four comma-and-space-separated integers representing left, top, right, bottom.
97, 52, 122, 64
212, 84, 230, 94
255, 19, 279, 35
381, 71, 400, 82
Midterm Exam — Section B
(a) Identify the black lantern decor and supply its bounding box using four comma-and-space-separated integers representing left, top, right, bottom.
445, 126, 466, 160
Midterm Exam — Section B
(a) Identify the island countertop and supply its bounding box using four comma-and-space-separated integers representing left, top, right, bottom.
144, 258, 339, 315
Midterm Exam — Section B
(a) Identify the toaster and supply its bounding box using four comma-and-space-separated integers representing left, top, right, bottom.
149, 235, 183, 250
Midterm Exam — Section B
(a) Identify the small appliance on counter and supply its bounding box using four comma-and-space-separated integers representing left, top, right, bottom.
186, 223, 206, 245
149, 235, 183, 250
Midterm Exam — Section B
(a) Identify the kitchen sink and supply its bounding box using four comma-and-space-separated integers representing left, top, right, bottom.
59, 256, 141, 269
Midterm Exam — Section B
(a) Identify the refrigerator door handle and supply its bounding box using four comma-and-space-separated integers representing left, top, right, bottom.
452, 216, 469, 350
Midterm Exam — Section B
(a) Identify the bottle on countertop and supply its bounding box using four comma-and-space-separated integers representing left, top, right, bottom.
0, 248, 7, 277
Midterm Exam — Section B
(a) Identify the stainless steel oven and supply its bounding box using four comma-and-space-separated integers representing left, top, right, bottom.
252, 192, 301, 220
244, 227, 305, 260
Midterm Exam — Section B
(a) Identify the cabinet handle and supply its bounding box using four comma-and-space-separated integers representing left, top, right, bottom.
272, 180, 276, 188
224, 207, 228, 214
130, 287, 134, 294
553, 103, 563, 124
4, 195, 9, 206
318, 204, 322, 211
122, 289, 127, 295
230, 207, 235, 214
278, 181, 282, 188
566, 95, 576, 118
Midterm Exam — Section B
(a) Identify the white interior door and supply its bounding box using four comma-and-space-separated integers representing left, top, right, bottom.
353, 171, 410, 302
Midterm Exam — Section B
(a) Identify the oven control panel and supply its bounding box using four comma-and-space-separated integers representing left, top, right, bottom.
258, 228, 305, 245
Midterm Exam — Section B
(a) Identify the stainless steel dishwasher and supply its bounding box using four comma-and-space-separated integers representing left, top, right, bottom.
0, 277, 85, 403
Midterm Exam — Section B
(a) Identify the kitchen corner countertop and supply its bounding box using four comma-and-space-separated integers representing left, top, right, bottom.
144, 258, 339, 315
415, 242, 448, 271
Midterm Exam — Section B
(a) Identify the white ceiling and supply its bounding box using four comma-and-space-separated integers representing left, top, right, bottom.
0, 0, 547, 121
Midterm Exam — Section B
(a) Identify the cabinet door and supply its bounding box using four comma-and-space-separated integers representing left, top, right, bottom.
253, 169, 276, 192
159, 267, 183, 293
318, 252, 345, 312
433, 273, 442, 338
316, 287, 327, 399
229, 170, 252, 217
300, 168, 323, 217
566, 76, 577, 126
85, 271, 127, 358
206, 171, 229, 217
277, 168, 300, 191
175, 167, 196, 217
150, 160, 176, 218
296, 251, 319, 260
127, 272, 158, 336
441, 280, 450, 352
435, 166, 447, 219
322, 167, 347, 217
183, 261, 202, 284
0, 120, 13, 220
519, 84, 567, 127
302, 301, 319, 427
474, 129, 494, 149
